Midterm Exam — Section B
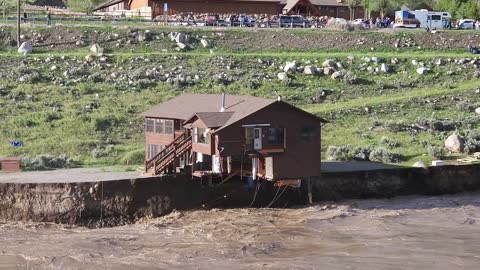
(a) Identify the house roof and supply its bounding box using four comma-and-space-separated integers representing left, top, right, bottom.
143, 93, 327, 132
309, 0, 346, 6
188, 112, 235, 128
142, 93, 276, 120
93, 0, 125, 11
283, 0, 321, 15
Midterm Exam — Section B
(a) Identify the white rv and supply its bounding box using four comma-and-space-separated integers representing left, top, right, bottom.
394, 10, 452, 29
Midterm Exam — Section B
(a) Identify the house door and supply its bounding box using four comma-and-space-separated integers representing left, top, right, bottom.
254, 128, 262, 150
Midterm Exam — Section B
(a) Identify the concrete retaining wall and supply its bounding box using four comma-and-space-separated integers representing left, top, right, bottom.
311, 164, 480, 201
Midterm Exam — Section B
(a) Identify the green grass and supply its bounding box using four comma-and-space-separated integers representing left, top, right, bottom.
1, 25, 480, 167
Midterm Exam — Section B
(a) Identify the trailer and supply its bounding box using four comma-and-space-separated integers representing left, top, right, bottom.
394, 10, 451, 29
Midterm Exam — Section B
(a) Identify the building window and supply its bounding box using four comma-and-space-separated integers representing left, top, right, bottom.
301, 126, 319, 142
146, 118, 154, 133
194, 127, 209, 144
165, 120, 174, 134
155, 119, 164, 134
147, 144, 159, 159
268, 128, 285, 144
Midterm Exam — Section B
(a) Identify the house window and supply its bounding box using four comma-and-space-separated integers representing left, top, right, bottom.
165, 120, 174, 134
301, 126, 319, 142
147, 144, 159, 159
146, 118, 154, 133
155, 119, 164, 134
194, 127, 210, 144
268, 128, 285, 144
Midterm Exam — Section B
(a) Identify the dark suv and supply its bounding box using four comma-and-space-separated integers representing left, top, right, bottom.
279, 15, 311, 28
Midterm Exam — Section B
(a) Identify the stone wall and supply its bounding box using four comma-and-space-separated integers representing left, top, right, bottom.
310, 164, 480, 201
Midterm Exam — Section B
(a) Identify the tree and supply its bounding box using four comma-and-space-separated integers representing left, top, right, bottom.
362, 0, 371, 19
345, 0, 361, 20
371, 0, 393, 19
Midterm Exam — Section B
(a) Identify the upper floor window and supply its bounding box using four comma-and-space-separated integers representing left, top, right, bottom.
146, 118, 154, 133
268, 128, 285, 144
165, 120, 174, 134
301, 126, 319, 143
146, 118, 174, 135
155, 119, 164, 134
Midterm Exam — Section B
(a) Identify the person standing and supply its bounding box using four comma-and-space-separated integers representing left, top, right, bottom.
47, 13, 51, 26
23, 10, 28, 24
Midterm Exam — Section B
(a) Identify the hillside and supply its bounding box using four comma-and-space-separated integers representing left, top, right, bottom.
1, 25, 480, 167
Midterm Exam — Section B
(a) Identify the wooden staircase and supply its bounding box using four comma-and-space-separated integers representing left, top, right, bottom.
145, 132, 192, 175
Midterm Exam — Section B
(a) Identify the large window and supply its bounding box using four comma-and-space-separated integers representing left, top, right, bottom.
268, 128, 285, 144
155, 119, 164, 134
146, 118, 154, 133
147, 144, 159, 159
194, 127, 210, 144
301, 126, 319, 143
147, 118, 174, 135
165, 120, 174, 134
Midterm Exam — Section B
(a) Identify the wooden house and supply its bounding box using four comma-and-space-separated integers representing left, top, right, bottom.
142, 93, 326, 182
99, 0, 363, 19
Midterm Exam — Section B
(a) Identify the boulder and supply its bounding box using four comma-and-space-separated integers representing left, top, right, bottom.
17, 42, 32, 55
371, 56, 381, 63
176, 42, 187, 50
304, 66, 319, 75
412, 160, 427, 168
475, 107, 480, 115
444, 134, 464, 153
283, 61, 297, 73
89, 44, 104, 56
175, 33, 190, 44
411, 59, 418, 65
75, 39, 86, 47
323, 67, 335, 75
380, 63, 390, 73
416, 67, 429, 75
200, 39, 210, 48
363, 56, 371, 63
277, 72, 288, 80
322, 59, 335, 68
331, 71, 344, 80
435, 59, 444, 66
85, 54, 95, 63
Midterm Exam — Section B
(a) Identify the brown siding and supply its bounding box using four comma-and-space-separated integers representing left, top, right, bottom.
151, 0, 282, 16
144, 118, 184, 160
1, 158, 21, 172
216, 102, 321, 179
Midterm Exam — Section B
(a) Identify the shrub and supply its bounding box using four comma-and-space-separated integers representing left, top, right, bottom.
326, 145, 351, 161
380, 136, 400, 148
383, 121, 407, 132
426, 145, 446, 159
353, 146, 371, 161
22, 154, 77, 171
369, 147, 403, 163
463, 129, 480, 154
122, 149, 145, 165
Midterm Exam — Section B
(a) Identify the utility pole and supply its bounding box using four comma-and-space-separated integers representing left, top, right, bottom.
16, 0, 20, 47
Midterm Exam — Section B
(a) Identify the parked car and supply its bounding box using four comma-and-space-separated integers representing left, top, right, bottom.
279, 15, 312, 28
217, 19, 230, 27
352, 19, 365, 25
205, 14, 219, 26
457, 19, 475, 29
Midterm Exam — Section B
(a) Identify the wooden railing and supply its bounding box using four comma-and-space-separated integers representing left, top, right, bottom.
145, 131, 192, 175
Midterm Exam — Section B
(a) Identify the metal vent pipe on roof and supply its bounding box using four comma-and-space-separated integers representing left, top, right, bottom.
220, 93, 226, 112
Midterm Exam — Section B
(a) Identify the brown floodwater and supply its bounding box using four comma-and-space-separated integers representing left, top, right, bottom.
1, 192, 480, 270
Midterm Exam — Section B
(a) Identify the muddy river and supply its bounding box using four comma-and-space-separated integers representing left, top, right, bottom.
1, 192, 480, 269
